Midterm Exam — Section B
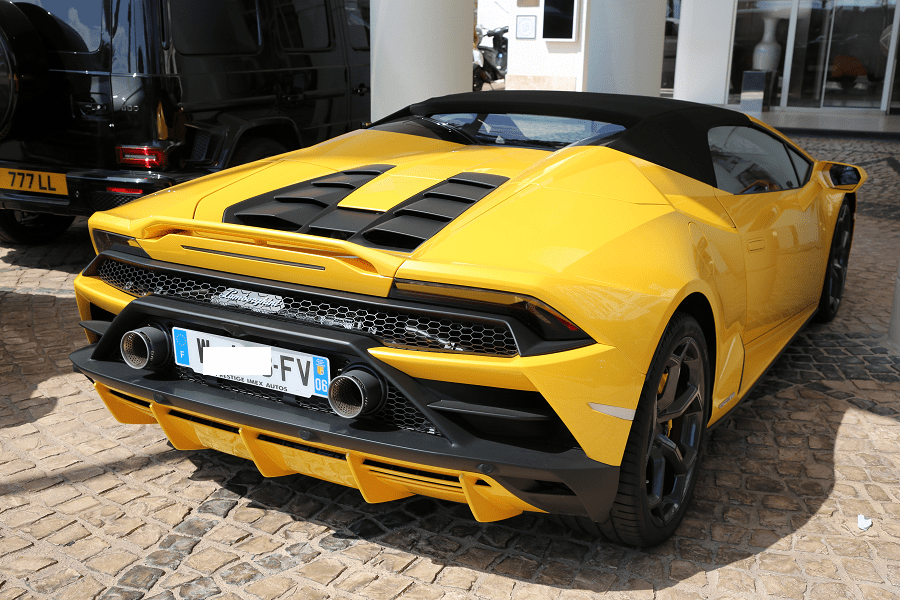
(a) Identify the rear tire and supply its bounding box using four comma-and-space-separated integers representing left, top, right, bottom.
0, 210, 75, 244
558, 313, 710, 547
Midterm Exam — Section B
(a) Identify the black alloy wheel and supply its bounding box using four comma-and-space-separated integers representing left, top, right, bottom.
0, 210, 75, 244
644, 333, 705, 529
603, 313, 708, 547
552, 312, 709, 547
815, 199, 854, 323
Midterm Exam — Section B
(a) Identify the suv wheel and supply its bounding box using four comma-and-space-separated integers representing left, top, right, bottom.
0, 2, 50, 141
0, 210, 75, 244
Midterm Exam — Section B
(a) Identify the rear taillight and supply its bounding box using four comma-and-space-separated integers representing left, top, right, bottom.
116, 145, 168, 169
106, 186, 143, 194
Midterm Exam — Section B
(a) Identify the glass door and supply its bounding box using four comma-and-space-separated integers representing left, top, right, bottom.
821, 0, 896, 108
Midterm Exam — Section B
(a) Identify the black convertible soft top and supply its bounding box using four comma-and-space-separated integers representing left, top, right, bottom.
374, 91, 757, 189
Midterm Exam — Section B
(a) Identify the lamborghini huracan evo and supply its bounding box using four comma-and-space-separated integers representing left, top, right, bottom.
70, 91, 865, 547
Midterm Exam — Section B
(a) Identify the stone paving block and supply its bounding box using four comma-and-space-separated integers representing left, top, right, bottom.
0, 507, 52, 528
234, 535, 283, 554
54, 575, 105, 600
363, 574, 415, 599
3, 556, 57, 578
85, 551, 139, 576
151, 503, 191, 527
63, 536, 110, 561
184, 547, 239, 574
55, 496, 101, 516
0, 535, 32, 557
29, 567, 83, 594
118, 565, 165, 590
335, 569, 378, 593
296, 557, 347, 585
245, 575, 297, 600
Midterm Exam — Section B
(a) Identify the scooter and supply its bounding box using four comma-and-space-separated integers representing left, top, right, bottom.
473, 25, 508, 91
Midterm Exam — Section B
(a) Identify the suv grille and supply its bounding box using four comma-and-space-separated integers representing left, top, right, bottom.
175, 366, 440, 435
96, 259, 519, 357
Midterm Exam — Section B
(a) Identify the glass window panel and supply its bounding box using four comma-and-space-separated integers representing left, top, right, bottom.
661, 0, 681, 93
275, 0, 330, 51
822, 0, 896, 108
709, 126, 800, 194
429, 112, 626, 148
787, 0, 897, 108
16, 0, 103, 52
344, 0, 370, 50
788, 147, 812, 184
170, 0, 259, 55
729, 1, 794, 105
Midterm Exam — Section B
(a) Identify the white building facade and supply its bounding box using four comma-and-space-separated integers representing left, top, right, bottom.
477, 0, 900, 115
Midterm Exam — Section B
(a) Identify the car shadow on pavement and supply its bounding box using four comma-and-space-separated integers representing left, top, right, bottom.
0, 218, 93, 276
107, 326, 894, 597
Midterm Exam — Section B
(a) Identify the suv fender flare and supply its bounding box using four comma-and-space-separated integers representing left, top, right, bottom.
216, 114, 302, 168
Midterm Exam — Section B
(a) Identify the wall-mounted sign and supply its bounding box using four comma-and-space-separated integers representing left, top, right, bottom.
516, 15, 537, 39
543, 0, 578, 41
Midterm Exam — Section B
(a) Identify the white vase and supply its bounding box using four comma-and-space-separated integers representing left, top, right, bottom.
752, 16, 781, 71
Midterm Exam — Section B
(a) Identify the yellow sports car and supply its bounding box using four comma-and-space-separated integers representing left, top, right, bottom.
70, 91, 865, 547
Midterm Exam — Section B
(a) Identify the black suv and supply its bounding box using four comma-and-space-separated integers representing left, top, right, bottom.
0, 0, 370, 243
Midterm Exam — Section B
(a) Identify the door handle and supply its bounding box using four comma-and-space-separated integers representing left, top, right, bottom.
354, 83, 369, 96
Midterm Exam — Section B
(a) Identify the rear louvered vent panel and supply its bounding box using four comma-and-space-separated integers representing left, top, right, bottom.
223, 164, 395, 233
223, 168, 508, 253
357, 172, 509, 252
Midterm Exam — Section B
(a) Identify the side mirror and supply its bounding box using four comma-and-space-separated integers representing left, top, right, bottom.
819, 161, 866, 192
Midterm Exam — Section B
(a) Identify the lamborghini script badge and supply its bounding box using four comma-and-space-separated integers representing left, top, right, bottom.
212, 288, 285, 314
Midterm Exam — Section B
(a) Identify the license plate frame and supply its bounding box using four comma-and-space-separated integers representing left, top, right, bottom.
172, 327, 330, 399
0, 168, 68, 196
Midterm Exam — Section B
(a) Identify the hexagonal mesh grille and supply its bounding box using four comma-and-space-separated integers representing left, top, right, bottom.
175, 366, 441, 435
96, 259, 519, 356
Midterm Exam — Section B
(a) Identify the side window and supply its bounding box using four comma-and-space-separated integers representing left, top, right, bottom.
708, 126, 800, 195
275, 0, 331, 51
787, 147, 811, 185
170, 0, 259, 55
15, 0, 103, 52
344, 0, 370, 50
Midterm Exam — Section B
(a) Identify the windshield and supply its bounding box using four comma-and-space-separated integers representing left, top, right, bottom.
428, 112, 626, 149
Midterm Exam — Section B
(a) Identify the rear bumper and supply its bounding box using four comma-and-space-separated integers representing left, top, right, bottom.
69, 293, 620, 523
0, 164, 203, 215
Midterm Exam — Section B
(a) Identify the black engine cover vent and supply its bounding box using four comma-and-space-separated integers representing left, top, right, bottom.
223, 164, 395, 234
356, 172, 508, 252
223, 167, 508, 252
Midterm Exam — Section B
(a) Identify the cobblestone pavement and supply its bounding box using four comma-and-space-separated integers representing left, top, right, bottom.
1, 136, 900, 600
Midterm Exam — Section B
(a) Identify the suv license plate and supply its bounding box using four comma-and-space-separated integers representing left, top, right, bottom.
172, 327, 330, 398
1, 169, 68, 196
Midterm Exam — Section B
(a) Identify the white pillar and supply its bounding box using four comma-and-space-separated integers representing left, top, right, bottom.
673, 0, 737, 104
582, 0, 667, 96
371, 0, 473, 121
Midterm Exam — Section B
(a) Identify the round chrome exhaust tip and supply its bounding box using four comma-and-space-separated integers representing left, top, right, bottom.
120, 326, 169, 370
327, 369, 385, 419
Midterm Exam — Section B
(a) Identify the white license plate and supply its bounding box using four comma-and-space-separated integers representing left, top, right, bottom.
172, 327, 330, 398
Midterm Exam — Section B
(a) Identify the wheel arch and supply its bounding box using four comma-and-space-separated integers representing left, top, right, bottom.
672, 291, 717, 401
232, 122, 302, 158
